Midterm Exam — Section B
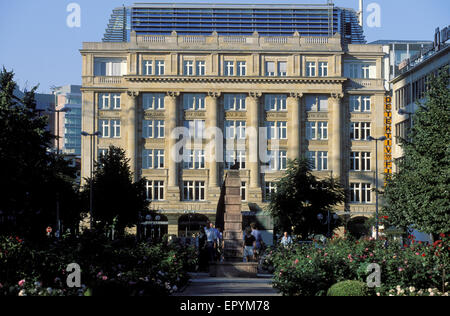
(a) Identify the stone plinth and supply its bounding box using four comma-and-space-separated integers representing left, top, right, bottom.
222, 170, 243, 262
209, 262, 258, 278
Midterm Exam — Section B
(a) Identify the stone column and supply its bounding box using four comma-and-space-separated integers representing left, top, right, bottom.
330, 93, 344, 182
288, 93, 303, 161
247, 92, 262, 189
127, 91, 139, 182
206, 91, 221, 188
165, 91, 180, 188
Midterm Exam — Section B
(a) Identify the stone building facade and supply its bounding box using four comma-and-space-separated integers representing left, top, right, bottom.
80, 31, 387, 237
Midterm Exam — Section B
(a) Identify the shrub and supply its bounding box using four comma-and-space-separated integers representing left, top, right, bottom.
327, 280, 370, 296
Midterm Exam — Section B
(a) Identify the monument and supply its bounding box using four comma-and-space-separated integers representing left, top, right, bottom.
210, 170, 258, 277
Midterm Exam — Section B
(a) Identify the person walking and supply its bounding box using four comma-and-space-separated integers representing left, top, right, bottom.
243, 227, 256, 263
204, 222, 217, 263
197, 229, 208, 272
250, 223, 264, 260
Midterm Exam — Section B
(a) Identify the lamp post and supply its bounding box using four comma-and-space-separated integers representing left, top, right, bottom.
81, 131, 101, 229
47, 107, 71, 237
368, 135, 387, 240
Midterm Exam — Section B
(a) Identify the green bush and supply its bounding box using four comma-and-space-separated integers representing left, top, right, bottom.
327, 280, 369, 296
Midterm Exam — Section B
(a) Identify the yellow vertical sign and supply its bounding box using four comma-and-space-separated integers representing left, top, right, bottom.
384, 96, 393, 186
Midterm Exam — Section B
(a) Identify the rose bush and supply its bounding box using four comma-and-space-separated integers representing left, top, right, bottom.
0, 232, 198, 296
265, 234, 449, 296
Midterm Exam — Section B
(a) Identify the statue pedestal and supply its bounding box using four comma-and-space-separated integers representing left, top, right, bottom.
209, 262, 258, 278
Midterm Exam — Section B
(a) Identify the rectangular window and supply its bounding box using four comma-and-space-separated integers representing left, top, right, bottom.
184, 60, 194, 76
224, 94, 246, 111
143, 150, 164, 169
143, 93, 165, 110
350, 152, 361, 171
94, 58, 126, 76
306, 96, 328, 112
112, 120, 121, 138
350, 183, 360, 202
306, 121, 327, 140
278, 122, 287, 140
224, 61, 234, 76
319, 62, 328, 77
143, 120, 154, 139
225, 120, 246, 140
184, 120, 205, 139
351, 122, 371, 140
306, 62, 316, 77
318, 122, 328, 140
306, 122, 317, 140
278, 62, 287, 77
183, 94, 206, 111
237, 61, 247, 76
351, 96, 371, 113
241, 182, 247, 202
146, 181, 164, 201
183, 181, 205, 201
112, 94, 121, 109
264, 182, 277, 201
267, 151, 287, 171
266, 121, 276, 140
183, 150, 205, 169
99, 93, 110, 110
318, 151, 328, 171
350, 183, 372, 203
196, 61, 206, 76
155, 60, 165, 75
265, 61, 275, 76
100, 120, 110, 138
225, 150, 246, 170
155, 120, 165, 138
265, 94, 287, 112
143, 60, 153, 76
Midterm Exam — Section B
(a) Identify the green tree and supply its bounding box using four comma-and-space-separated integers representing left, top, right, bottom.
0, 68, 81, 238
82, 146, 149, 234
382, 68, 450, 236
267, 158, 346, 239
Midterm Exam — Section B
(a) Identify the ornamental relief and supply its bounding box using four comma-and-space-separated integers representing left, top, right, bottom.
184, 111, 207, 120
144, 110, 166, 120
98, 110, 121, 118
307, 112, 329, 119
143, 139, 166, 147
225, 111, 247, 119
305, 140, 329, 147
265, 112, 288, 120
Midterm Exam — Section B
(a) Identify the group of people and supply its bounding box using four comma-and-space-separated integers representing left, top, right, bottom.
243, 223, 265, 263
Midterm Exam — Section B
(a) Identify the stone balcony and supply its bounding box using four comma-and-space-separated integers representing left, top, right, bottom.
346, 78, 386, 91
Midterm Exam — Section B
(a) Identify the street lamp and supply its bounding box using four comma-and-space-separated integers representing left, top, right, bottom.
81, 131, 101, 229
368, 135, 387, 240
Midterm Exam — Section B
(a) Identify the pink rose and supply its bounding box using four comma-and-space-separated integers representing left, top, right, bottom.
18, 279, 25, 287
102, 276, 108, 281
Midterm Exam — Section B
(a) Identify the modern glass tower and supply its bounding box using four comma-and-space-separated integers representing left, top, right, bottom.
103, 2, 365, 44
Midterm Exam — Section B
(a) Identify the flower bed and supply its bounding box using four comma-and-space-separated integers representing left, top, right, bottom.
0, 232, 198, 296
264, 234, 449, 296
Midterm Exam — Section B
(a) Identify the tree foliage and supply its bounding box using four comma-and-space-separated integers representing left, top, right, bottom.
382, 68, 450, 235
267, 158, 346, 239
82, 146, 149, 233
0, 67, 81, 237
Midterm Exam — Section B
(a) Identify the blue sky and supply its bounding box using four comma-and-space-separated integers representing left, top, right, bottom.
0, 0, 449, 93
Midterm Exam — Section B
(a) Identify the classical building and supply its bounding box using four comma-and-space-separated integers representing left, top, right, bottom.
81, 3, 388, 240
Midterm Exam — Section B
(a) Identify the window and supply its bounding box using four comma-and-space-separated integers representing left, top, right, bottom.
350, 96, 371, 112
319, 62, 328, 77
346, 63, 376, 79
143, 60, 153, 75
225, 120, 246, 140
143, 93, 165, 110
224, 61, 234, 76
99, 93, 121, 110
155, 60, 165, 75
98, 148, 108, 159
196, 61, 206, 76
307, 151, 328, 171
225, 150, 246, 169
183, 149, 205, 169
237, 61, 246, 76
241, 182, 247, 201
265, 61, 275, 76
306, 62, 316, 77
100, 120, 120, 138
183, 181, 205, 201
278, 62, 287, 76
264, 182, 277, 201
305, 96, 328, 112
143, 120, 154, 138
351, 122, 371, 140
94, 58, 127, 76
155, 120, 165, 138
306, 121, 328, 140
350, 152, 371, 171
184, 60, 194, 76
143, 149, 165, 169
184, 120, 205, 139
267, 150, 287, 171
224, 94, 246, 111
266, 121, 287, 140
265, 94, 287, 111
350, 183, 372, 203
362, 64, 370, 79
183, 94, 206, 111
349, 64, 359, 78
146, 181, 164, 201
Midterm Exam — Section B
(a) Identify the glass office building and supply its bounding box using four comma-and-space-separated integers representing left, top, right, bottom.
103, 3, 365, 44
